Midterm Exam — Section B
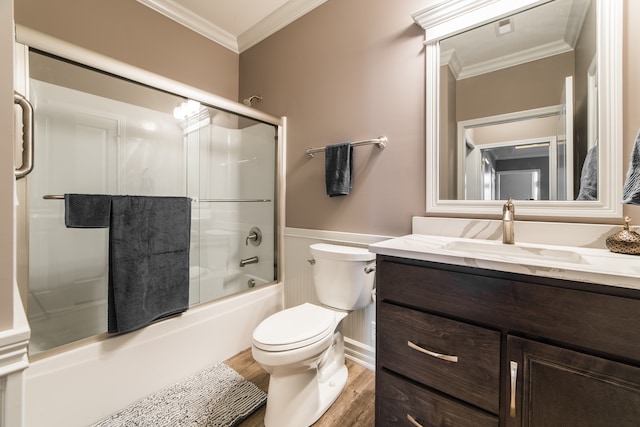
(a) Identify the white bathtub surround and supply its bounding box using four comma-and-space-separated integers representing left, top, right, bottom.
23, 283, 282, 427
283, 228, 391, 370
369, 217, 639, 290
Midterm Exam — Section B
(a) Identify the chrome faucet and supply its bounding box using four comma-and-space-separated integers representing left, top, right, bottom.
239, 256, 259, 267
502, 197, 515, 244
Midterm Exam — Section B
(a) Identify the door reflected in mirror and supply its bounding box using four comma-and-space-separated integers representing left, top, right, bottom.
468, 134, 552, 201
460, 105, 570, 201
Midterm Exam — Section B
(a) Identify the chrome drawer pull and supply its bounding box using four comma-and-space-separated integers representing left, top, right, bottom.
407, 414, 424, 427
407, 340, 459, 363
510, 360, 518, 418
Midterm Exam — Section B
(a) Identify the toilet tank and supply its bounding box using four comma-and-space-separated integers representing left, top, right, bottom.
310, 243, 375, 311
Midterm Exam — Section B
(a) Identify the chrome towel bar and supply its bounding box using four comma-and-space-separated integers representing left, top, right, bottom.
43, 195, 271, 203
305, 136, 387, 158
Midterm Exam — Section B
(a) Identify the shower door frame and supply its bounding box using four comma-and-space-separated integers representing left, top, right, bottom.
14, 24, 286, 357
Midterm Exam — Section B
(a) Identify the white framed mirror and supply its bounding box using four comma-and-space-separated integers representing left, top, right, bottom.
413, 0, 622, 218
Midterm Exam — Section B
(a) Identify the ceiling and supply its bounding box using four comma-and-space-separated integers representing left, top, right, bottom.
136, 0, 327, 54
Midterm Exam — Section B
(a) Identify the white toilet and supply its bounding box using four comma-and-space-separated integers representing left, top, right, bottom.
251, 243, 376, 427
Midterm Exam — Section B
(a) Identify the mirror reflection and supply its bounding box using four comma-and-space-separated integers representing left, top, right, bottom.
438, 0, 596, 202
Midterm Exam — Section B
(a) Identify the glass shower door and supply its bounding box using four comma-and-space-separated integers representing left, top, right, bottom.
187, 113, 276, 303
27, 79, 119, 351
25, 51, 189, 353
20, 49, 278, 356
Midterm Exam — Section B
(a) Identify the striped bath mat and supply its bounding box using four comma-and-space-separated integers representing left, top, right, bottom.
92, 363, 266, 427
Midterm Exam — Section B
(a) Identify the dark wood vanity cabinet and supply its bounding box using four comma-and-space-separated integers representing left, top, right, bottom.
375, 255, 640, 427
507, 336, 640, 426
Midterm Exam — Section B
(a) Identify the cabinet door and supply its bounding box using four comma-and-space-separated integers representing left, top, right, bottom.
507, 336, 640, 427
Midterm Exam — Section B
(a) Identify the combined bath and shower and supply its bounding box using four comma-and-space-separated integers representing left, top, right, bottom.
243, 95, 262, 106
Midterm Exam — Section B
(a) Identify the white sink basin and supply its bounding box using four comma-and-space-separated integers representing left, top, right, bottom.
442, 240, 586, 264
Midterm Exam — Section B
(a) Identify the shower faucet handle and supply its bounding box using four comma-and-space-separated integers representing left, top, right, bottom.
245, 227, 262, 246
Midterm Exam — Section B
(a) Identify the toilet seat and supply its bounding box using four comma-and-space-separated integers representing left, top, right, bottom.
253, 303, 336, 352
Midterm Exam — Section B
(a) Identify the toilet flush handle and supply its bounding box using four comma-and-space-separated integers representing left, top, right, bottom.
307, 259, 316, 265
364, 262, 376, 274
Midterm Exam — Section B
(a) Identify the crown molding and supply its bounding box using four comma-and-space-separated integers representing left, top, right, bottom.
137, 0, 327, 54
457, 39, 573, 79
426, 0, 589, 80
440, 48, 462, 79
137, 0, 238, 52
413, 0, 545, 43
238, 0, 327, 52
412, 0, 499, 30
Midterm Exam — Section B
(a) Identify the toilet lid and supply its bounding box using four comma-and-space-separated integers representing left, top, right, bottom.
310, 243, 375, 261
253, 303, 336, 351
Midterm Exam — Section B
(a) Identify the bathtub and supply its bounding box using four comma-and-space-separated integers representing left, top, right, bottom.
23, 282, 283, 427
192, 266, 271, 304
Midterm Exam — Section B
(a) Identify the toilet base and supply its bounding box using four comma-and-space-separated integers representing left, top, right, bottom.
263, 364, 348, 427
262, 333, 349, 427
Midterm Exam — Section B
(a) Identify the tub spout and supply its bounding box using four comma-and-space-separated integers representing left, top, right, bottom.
239, 256, 259, 267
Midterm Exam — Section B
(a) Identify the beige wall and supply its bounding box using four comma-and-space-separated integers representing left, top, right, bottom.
239, 0, 427, 236
14, 0, 239, 99
456, 52, 575, 122
9, 0, 640, 240
242, 0, 640, 232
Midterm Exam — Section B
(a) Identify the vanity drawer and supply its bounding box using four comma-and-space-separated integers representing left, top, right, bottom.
378, 302, 500, 414
377, 369, 499, 427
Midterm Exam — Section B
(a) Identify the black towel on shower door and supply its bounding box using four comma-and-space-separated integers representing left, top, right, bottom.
64, 194, 191, 333
108, 195, 191, 334
64, 193, 112, 228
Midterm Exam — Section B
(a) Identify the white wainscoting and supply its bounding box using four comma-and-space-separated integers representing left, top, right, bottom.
284, 228, 392, 370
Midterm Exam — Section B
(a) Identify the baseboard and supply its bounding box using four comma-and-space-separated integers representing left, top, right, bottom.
344, 337, 375, 371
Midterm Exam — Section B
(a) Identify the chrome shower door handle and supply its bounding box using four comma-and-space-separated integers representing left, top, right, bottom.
14, 91, 34, 179
14, 91, 34, 178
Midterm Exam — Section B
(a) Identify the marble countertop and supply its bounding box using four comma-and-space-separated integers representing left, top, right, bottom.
369, 234, 640, 291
